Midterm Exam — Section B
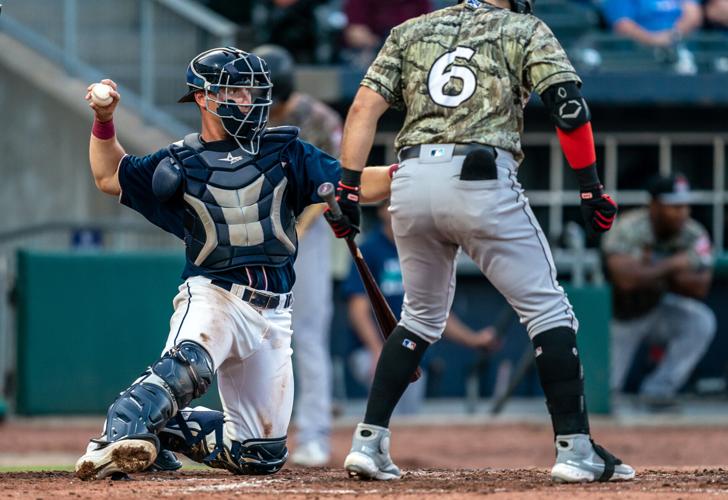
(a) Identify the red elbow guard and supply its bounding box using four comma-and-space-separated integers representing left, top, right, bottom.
556, 122, 596, 170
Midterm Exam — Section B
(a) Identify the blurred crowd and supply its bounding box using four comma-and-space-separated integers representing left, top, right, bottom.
199, 0, 728, 73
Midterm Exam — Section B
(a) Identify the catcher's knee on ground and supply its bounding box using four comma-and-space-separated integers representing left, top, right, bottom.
230, 437, 288, 475
104, 341, 214, 445
159, 408, 287, 475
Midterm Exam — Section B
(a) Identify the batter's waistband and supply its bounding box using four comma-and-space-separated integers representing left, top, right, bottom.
211, 279, 294, 310
398, 143, 498, 162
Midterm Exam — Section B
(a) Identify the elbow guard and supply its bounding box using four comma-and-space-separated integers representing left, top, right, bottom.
542, 82, 596, 170
152, 156, 183, 202
540, 82, 591, 131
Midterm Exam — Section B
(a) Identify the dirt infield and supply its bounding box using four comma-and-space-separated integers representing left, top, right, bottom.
4, 468, 728, 499
2, 421, 728, 498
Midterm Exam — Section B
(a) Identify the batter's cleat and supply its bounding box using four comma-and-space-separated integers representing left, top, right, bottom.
551, 434, 635, 483
291, 440, 330, 467
75, 436, 159, 480
145, 449, 183, 472
344, 423, 401, 480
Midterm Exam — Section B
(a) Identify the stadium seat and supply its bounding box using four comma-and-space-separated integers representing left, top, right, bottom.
536, 0, 600, 48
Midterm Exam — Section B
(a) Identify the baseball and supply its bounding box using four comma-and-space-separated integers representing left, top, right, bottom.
91, 83, 113, 107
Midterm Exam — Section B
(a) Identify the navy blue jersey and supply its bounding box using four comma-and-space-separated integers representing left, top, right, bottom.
118, 137, 341, 292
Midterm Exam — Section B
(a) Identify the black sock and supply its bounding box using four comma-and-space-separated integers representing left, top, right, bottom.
532, 327, 590, 436
363, 326, 429, 428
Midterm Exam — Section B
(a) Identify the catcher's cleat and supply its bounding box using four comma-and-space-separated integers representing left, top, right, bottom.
344, 423, 401, 481
75, 436, 159, 480
145, 449, 183, 472
551, 434, 635, 483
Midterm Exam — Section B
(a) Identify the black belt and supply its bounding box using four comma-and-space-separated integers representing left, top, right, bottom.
211, 279, 294, 309
398, 144, 497, 162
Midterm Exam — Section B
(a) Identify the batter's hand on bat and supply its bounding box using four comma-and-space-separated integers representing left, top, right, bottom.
324, 179, 361, 239
580, 187, 617, 233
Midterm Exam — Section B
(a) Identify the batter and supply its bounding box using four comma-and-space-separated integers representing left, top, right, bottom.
324, 0, 634, 484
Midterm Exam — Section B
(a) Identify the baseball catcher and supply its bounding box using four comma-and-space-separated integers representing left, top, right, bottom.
75, 47, 391, 480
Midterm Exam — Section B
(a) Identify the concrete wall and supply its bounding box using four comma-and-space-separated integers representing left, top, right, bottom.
0, 32, 176, 233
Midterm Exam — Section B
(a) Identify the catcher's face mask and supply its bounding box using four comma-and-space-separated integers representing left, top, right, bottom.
179, 47, 273, 155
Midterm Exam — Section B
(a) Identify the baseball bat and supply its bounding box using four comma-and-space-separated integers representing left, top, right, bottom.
317, 182, 422, 382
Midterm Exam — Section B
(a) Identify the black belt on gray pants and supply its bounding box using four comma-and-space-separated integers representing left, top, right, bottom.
398, 144, 498, 162
398, 144, 499, 181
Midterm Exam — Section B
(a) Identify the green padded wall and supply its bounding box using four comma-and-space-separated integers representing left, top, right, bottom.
14, 250, 616, 415
564, 285, 611, 414
15, 250, 222, 414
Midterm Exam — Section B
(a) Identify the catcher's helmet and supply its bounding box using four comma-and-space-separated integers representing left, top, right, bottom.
252, 45, 295, 103
178, 47, 273, 155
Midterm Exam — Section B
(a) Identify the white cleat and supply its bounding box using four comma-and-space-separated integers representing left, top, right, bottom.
75, 438, 158, 480
551, 434, 635, 483
344, 423, 401, 481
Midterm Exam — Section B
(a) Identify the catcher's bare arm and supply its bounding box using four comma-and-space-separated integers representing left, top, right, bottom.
86, 79, 124, 195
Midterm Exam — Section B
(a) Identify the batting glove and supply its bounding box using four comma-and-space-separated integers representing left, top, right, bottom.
324, 168, 361, 240
580, 186, 617, 233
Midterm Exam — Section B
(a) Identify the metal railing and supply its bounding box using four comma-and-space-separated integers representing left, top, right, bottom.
375, 130, 728, 251
0, 0, 237, 137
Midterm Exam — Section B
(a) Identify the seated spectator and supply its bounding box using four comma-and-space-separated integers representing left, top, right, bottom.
705, 0, 728, 30
342, 201, 497, 414
254, 0, 327, 63
602, 0, 703, 73
602, 174, 716, 410
343, 0, 432, 67
602, 0, 703, 47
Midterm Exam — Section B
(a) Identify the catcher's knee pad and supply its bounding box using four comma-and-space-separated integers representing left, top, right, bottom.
105, 341, 214, 443
229, 437, 288, 475
532, 327, 586, 425
153, 341, 215, 409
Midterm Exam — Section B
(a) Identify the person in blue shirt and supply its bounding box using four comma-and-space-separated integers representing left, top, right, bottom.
74, 47, 391, 481
602, 0, 702, 47
342, 201, 498, 413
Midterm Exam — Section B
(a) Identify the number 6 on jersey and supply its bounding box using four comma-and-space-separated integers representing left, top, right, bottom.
427, 46, 477, 108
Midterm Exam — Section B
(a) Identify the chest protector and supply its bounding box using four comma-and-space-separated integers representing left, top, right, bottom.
168, 127, 299, 270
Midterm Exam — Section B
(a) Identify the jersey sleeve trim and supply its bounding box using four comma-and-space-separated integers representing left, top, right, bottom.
360, 78, 404, 110
533, 71, 582, 96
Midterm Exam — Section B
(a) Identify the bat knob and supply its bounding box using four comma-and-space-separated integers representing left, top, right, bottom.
317, 182, 335, 199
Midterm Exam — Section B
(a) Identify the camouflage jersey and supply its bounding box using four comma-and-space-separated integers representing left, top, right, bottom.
602, 208, 714, 320
269, 92, 342, 155
361, 0, 579, 161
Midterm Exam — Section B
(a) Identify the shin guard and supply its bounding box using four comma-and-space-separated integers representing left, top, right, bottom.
532, 327, 590, 436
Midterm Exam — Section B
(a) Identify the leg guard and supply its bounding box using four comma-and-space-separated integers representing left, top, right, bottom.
159, 407, 287, 475
105, 341, 214, 444
229, 437, 288, 475
532, 327, 590, 436
158, 406, 229, 469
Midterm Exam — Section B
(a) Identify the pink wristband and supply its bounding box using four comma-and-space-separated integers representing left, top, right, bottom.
92, 118, 115, 140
